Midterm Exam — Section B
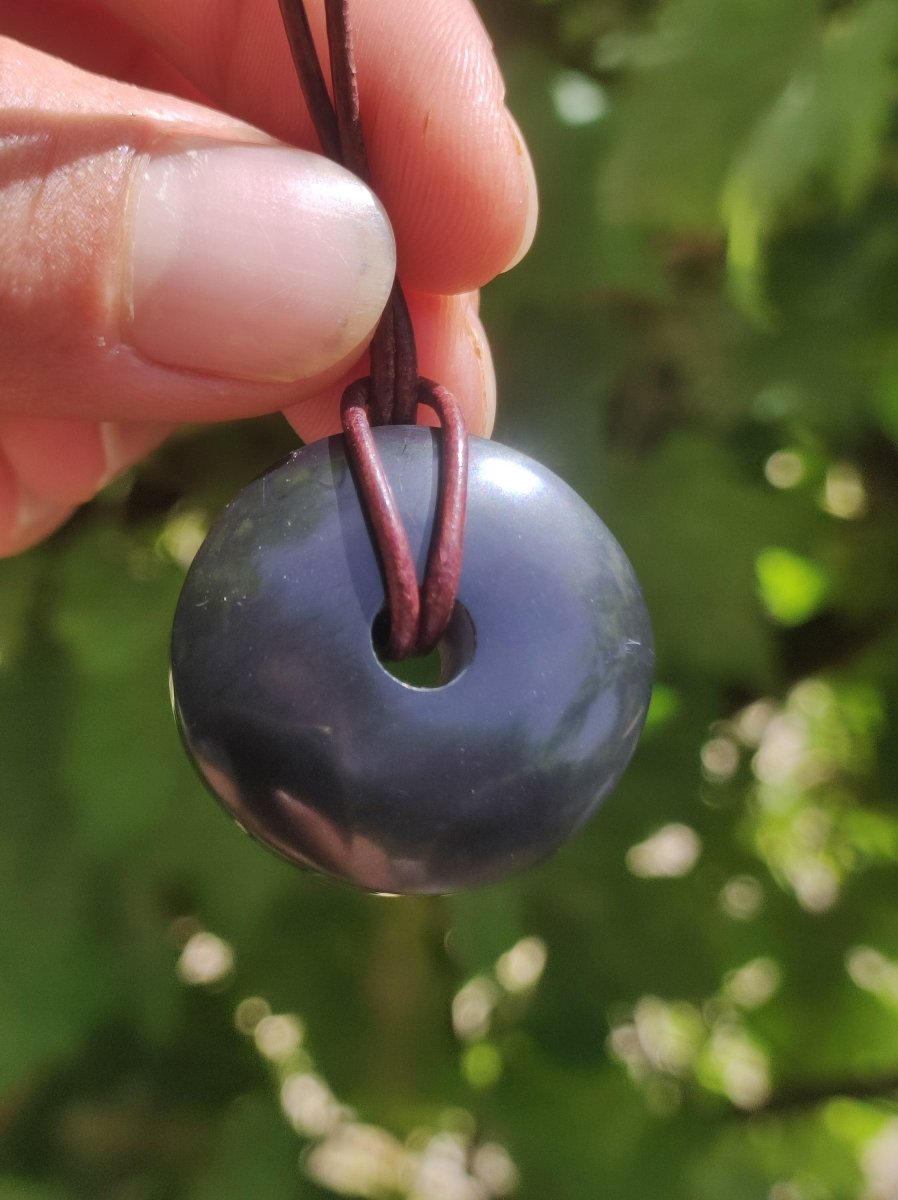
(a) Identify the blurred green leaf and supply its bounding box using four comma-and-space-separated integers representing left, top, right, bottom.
724, 0, 898, 314
601, 0, 817, 229
0, 549, 41, 667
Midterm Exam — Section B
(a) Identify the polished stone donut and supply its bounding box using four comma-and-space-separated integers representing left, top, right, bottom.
171, 426, 654, 894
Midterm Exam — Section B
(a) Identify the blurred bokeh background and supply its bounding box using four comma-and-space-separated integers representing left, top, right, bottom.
3, 0, 898, 1195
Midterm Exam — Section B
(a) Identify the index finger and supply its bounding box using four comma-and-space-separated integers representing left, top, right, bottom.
95, 0, 537, 294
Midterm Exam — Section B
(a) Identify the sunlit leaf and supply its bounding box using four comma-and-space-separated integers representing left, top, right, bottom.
755, 546, 828, 626
724, 0, 898, 314
601, 0, 817, 229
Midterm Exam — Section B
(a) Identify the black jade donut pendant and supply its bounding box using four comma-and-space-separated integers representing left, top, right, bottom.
170, 427, 654, 894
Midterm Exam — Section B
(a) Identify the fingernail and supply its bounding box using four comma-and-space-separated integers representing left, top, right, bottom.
125, 145, 396, 382
0, 453, 66, 556
463, 299, 496, 437
502, 112, 539, 273
99, 421, 171, 487
11, 489, 70, 556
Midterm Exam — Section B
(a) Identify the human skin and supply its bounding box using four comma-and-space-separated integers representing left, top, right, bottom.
0, 0, 537, 556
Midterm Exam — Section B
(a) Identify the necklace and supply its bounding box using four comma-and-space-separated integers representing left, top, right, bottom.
169, 0, 654, 894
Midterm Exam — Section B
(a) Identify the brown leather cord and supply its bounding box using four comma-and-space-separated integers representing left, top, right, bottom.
341, 378, 469, 659
277, 0, 341, 161
323, 0, 369, 182
416, 379, 469, 653
340, 380, 420, 658
278, 0, 469, 658
277, 0, 415, 424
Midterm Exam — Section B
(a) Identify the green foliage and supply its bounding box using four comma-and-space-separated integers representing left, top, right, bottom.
2, 0, 898, 1196
755, 547, 828, 626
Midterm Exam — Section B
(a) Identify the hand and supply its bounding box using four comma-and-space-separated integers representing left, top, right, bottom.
0, 0, 537, 556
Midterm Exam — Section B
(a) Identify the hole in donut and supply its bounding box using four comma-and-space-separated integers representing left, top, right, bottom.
371, 603, 475, 690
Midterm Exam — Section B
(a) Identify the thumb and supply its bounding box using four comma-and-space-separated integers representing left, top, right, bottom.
0, 38, 396, 423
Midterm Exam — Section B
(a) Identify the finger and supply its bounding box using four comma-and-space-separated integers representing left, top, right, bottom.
0, 448, 75, 557
96, 0, 538, 294
0, 287, 493, 558
0, 0, 209, 101
283, 289, 496, 443
0, 418, 171, 557
0, 38, 397, 423
0, 417, 171, 505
